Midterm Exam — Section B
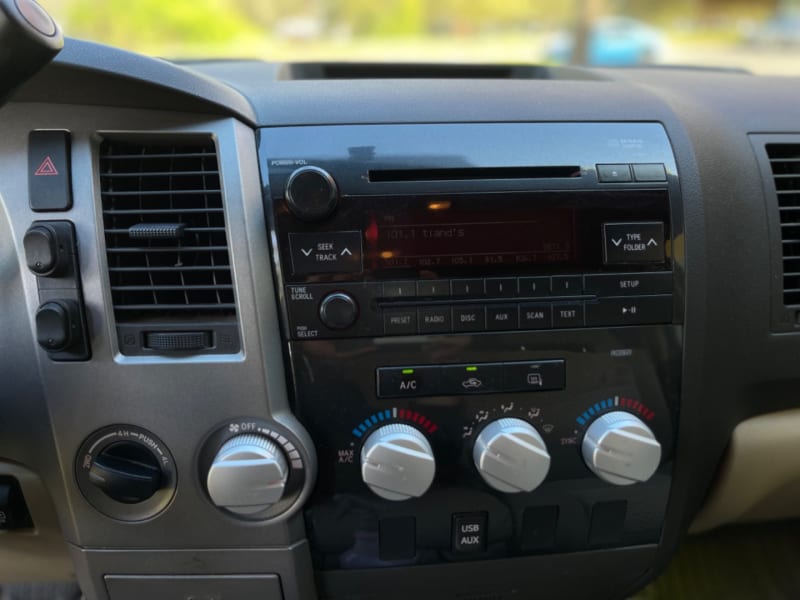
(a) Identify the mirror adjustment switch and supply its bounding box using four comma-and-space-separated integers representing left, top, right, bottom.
23, 222, 73, 277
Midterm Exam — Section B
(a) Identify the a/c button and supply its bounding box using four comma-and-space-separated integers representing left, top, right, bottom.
377, 366, 441, 398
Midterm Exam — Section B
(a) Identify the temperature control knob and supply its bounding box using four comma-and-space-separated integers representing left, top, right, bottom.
207, 434, 289, 515
473, 418, 551, 493
582, 411, 662, 486
360, 424, 435, 501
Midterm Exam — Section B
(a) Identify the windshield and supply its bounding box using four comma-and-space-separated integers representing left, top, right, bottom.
40, 0, 800, 76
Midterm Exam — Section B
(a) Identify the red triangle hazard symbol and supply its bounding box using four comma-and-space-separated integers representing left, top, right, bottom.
34, 156, 59, 176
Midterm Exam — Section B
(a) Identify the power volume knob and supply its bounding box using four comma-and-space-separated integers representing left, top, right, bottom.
285, 166, 339, 221
206, 434, 289, 515
473, 418, 551, 493
361, 424, 436, 501
582, 411, 662, 486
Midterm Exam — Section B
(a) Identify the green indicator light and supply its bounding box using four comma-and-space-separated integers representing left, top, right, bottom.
466, 366, 478, 372
402, 369, 415, 375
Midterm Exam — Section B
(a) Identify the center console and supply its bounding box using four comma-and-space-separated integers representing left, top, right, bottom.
260, 123, 684, 590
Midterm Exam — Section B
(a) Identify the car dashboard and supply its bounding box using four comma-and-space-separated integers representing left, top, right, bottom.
1, 32, 800, 600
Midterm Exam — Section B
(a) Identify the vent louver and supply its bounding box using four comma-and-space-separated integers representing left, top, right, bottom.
99, 137, 239, 355
767, 144, 800, 306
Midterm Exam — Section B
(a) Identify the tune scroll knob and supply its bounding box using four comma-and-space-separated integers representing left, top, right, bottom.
361, 424, 436, 501
582, 411, 662, 486
285, 166, 339, 221
473, 418, 551, 493
319, 292, 359, 330
206, 434, 289, 515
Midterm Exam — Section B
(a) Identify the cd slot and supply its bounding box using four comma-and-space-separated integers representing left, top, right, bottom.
368, 166, 581, 182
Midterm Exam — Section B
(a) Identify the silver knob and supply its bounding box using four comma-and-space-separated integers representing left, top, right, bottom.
206, 434, 289, 515
473, 418, 551, 493
360, 424, 436, 501
582, 411, 662, 486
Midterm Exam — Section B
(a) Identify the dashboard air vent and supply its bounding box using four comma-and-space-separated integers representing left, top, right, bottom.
767, 144, 800, 306
99, 137, 239, 355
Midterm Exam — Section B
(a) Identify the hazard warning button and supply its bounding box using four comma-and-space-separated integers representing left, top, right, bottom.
29, 130, 72, 211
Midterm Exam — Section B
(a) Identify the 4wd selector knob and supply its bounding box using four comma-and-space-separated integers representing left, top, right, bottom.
285, 166, 339, 221
473, 418, 551, 493
207, 434, 289, 515
582, 411, 662, 486
361, 424, 436, 501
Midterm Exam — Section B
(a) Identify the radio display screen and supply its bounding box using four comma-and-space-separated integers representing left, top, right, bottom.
366, 205, 577, 270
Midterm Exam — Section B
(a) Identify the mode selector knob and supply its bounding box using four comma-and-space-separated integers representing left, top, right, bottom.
285, 166, 339, 221
582, 411, 662, 486
473, 418, 551, 493
319, 292, 358, 330
361, 424, 436, 501
206, 434, 289, 515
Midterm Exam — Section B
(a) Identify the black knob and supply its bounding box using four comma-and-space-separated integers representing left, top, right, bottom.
285, 166, 339, 221
24, 223, 68, 277
319, 292, 358, 330
88, 441, 163, 504
35, 299, 79, 352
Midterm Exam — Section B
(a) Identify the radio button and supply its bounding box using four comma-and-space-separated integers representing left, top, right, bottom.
418, 307, 452, 334
451, 279, 485, 298
485, 278, 517, 298
417, 280, 450, 297
552, 275, 583, 296
503, 360, 566, 393
518, 277, 551, 297
520, 303, 553, 329
553, 302, 585, 328
377, 366, 441, 398
442, 363, 503, 395
585, 295, 673, 327
597, 164, 633, 183
604, 222, 666, 265
384, 309, 418, 336
584, 272, 672, 297
453, 306, 486, 332
383, 281, 417, 298
487, 305, 519, 331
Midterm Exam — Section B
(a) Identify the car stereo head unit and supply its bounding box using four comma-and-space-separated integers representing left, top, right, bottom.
258, 122, 683, 580
260, 123, 679, 341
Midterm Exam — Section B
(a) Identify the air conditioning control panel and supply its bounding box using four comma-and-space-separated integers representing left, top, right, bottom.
292, 327, 679, 569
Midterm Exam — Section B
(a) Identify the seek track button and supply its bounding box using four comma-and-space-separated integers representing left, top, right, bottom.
289, 231, 363, 275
